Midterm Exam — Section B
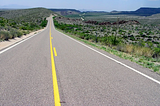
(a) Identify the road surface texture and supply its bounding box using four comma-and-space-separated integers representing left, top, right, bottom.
1, 16, 160, 106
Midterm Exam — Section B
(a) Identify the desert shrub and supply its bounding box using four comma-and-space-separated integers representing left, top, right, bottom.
40, 18, 48, 27
17, 31, 23, 38
92, 36, 98, 43
153, 66, 159, 72
79, 33, 85, 39
0, 31, 6, 41
29, 23, 38, 30
153, 41, 159, 44
84, 34, 92, 40
147, 42, 154, 48
136, 35, 141, 37
23, 30, 29, 35
102, 35, 122, 46
10, 29, 18, 38
138, 40, 145, 47
0, 31, 10, 41
112, 29, 116, 32
130, 36, 135, 41
154, 45, 160, 58
139, 31, 143, 35
20, 26, 29, 30
122, 35, 128, 39
116, 43, 126, 52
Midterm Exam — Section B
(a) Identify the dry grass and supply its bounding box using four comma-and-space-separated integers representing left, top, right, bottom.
142, 47, 154, 57
0, 33, 5, 40
133, 46, 153, 57
125, 44, 134, 53
133, 46, 143, 56
121, 44, 154, 58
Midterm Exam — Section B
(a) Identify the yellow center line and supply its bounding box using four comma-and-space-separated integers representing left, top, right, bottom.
50, 19, 61, 106
53, 47, 57, 57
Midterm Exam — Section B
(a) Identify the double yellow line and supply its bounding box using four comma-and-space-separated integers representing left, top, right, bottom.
49, 20, 61, 106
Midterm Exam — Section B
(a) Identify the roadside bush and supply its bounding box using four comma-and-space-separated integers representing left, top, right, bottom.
130, 36, 135, 41
154, 45, 160, 58
79, 33, 85, 39
22, 30, 29, 35
116, 43, 126, 52
17, 31, 23, 38
100, 36, 122, 46
0, 31, 6, 41
0, 31, 10, 41
40, 18, 48, 27
10, 29, 18, 38
138, 40, 145, 47
147, 42, 154, 48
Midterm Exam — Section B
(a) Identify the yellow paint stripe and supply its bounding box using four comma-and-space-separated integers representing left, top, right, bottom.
53, 47, 57, 57
49, 20, 61, 106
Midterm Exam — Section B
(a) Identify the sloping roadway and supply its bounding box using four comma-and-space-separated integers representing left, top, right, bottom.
1, 16, 160, 106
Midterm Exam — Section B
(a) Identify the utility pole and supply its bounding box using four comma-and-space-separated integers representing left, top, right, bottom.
117, 17, 119, 31
114, 17, 119, 45
96, 32, 98, 43
117, 17, 119, 36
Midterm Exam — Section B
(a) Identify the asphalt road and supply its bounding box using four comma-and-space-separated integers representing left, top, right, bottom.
1, 16, 160, 106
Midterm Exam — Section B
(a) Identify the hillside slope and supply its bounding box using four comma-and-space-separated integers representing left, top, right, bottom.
113, 7, 160, 16
50, 9, 80, 16
0, 8, 55, 22
0, 8, 56, 41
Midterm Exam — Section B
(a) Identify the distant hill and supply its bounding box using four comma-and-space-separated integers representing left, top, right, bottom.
82, 11, 108, 13
0, 8, 55, 21
134, 7, 160, 16
0, 8, 56, 41
112, 7, 160, 16
50, 7, 160, 16
50, 9, 80, 16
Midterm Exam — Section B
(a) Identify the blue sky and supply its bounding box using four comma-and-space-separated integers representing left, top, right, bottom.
1, 0, 160, 11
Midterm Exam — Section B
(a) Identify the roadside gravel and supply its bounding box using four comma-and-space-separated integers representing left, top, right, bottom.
0, 28, 45, 51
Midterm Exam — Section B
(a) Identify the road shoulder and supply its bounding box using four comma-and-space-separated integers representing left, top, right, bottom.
0, 28, 45, 51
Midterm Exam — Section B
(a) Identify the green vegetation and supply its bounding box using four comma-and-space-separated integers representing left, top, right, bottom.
53, 16, 160, 73
0, 8, 55, 41
66, 12, 160, 25
40, 18, 48, 27
54, 19, 122, 46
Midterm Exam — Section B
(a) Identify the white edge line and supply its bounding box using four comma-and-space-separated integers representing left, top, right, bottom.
0, 28, 46, 55
57, 30, 160, 85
